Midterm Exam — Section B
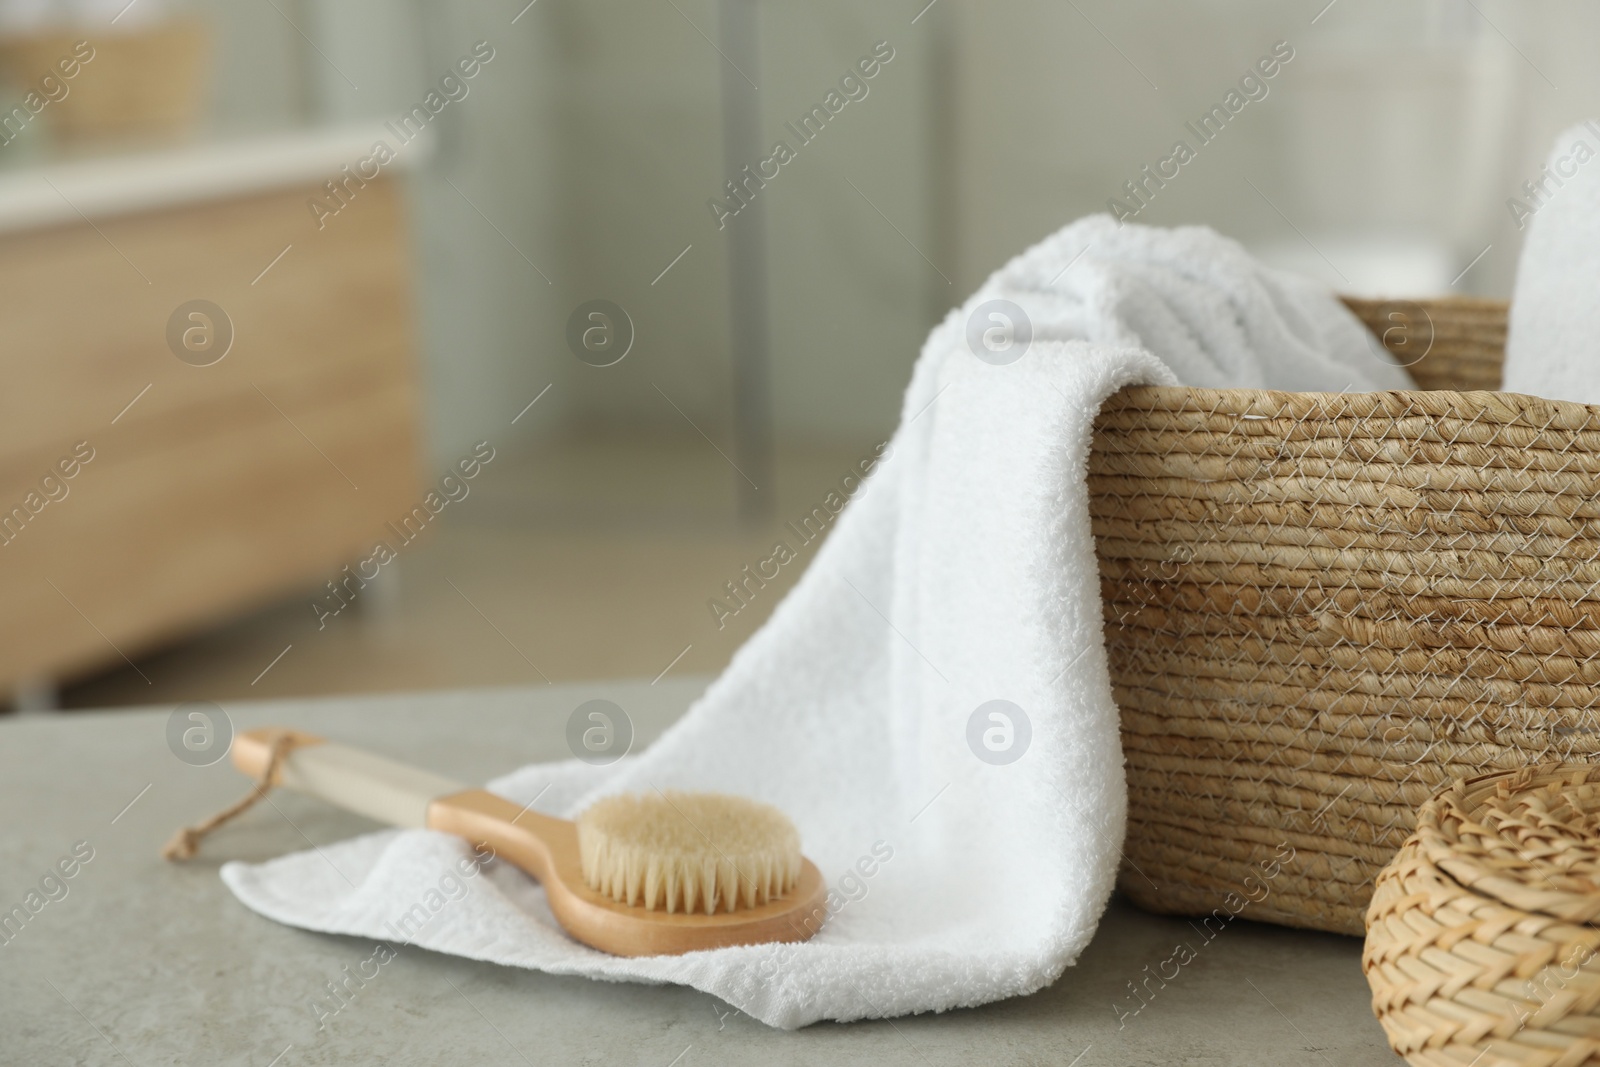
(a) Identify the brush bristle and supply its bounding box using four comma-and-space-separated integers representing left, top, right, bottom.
576, 791, 802, 914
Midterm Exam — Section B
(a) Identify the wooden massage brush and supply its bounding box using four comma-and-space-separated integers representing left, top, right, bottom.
216, 728, 827, 957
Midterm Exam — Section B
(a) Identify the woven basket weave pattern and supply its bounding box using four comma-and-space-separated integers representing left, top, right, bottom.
1365, 764, 1600, 1066
1093, 296, 1600, 936
1342, 296, 1507, 393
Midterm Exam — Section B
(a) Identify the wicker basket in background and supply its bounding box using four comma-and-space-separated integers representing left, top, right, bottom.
1092, 295, 1600, 936
0, 20, 210, 147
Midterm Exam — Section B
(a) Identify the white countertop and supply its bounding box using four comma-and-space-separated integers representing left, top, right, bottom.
0, 121, 431, 234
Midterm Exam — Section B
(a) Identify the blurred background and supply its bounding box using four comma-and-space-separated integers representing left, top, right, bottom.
0, 0, 1589, 711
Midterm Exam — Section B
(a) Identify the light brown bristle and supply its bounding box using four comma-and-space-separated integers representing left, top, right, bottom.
576, 791, 802, 914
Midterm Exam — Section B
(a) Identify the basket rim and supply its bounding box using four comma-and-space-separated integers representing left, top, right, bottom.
1099, 384, 1600, 424
1412, 763, 1600, 925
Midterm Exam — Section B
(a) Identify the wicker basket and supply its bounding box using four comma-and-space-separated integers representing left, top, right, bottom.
0, 21, 210, 146
1364, 763, 1600, 1066
1093, 295, 1600, 936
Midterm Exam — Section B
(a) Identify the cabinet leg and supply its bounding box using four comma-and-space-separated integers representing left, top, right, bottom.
12, 675, 59, 713
358, 561, 403, 626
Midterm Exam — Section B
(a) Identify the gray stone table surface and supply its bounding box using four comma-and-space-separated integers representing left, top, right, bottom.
0, 677, 1398, 1066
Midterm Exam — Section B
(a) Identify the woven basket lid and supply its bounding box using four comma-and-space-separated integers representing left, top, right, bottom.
1413, 762, 1600, 924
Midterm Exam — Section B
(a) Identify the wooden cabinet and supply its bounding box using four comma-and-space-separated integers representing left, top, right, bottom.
0, 150, 424, 695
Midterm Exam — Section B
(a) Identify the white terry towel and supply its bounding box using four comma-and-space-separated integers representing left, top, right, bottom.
1504, 121, 1600, 404
222, 214, 1409, 1029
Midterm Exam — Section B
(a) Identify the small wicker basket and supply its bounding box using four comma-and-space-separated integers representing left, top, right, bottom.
1093, 296, 1600, 936
0, 21, 210, 146
1364, 763, 1600, 1066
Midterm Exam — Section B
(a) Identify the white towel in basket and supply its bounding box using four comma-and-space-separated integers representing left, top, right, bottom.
1504, 121, 1600, 404
221, 215, 1409, 1028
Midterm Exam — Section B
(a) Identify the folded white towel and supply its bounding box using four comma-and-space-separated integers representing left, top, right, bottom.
222, 214, 1407, 1029
1503, 121, 1600, 404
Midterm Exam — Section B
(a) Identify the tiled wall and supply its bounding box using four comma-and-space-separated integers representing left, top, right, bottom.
198, 0, 1600, 471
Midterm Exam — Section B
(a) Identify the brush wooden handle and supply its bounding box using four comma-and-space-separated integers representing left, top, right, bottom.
231, 728, 465, 829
